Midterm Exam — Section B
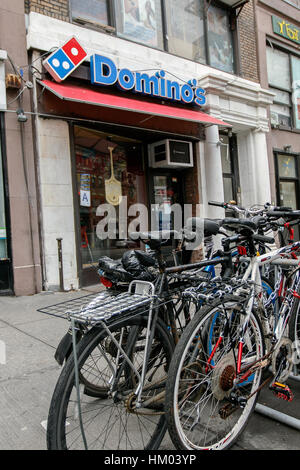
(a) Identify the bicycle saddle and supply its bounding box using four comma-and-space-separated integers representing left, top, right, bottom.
129, 230, 180, 249
185, 217, 221, 237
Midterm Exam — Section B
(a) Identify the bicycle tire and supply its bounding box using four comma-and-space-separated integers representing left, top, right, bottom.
288, 271, 300, 366
47, 315, 173, 450
165, 295, 265, 450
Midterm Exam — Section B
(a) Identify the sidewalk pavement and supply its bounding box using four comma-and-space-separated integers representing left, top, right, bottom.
0, 287, 299, 450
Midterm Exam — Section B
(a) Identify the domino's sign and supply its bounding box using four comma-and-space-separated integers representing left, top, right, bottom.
90, 55, 206, 107
43, 37, 88, 82
43, 37, 206, 107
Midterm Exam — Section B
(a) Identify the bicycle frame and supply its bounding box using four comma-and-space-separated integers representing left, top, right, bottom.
234, 241, 300, 374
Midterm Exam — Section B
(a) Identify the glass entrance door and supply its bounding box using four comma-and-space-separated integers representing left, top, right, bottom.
151, 173, 183, 232
220, 133, 240, 216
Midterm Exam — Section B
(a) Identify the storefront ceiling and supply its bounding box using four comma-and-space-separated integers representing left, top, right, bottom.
39, 79, 230, 128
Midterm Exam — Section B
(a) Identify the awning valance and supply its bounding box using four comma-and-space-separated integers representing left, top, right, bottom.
40, 79, 230, 128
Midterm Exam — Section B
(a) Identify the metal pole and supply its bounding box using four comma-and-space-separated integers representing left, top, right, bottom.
57, 238, 64, 292
255, 403, 300, 431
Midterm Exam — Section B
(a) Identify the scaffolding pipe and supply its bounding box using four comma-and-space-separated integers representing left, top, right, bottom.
255, 404, 300, 431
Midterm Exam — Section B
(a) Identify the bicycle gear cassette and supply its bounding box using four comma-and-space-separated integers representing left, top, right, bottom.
212, 351, 236, 401
271, 337, 293, 383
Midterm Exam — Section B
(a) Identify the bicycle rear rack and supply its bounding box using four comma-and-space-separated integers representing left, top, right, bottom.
37, 281, 160, 327
67, 281, 156, 326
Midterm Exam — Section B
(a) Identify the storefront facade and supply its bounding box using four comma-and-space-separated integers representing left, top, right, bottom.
256, 0, 300, 213
25, 3, 274, 291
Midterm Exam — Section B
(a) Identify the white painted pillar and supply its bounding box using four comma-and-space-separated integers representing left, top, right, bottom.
203, 125, 225, 220
37, 118, 79, 291
237, 131, 257, 209
252, 129, 272, 206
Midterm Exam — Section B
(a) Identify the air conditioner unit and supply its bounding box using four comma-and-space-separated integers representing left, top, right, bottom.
148, 140, 193, 169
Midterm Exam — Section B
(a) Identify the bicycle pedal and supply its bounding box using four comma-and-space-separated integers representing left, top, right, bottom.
270, 382, 294, 402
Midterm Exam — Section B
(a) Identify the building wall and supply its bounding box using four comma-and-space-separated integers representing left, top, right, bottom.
24, 5, 273, 290
0, 0, 42, 295
238, 0, 260, 83
24, 0, 259, 83
25, 0, 69, 21
255, 0, 300, 205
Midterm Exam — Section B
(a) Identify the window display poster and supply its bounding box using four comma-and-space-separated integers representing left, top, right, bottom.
291, 56, 300, 129
207, 5, 234, 74
119, 0, 159, 47
80, 173, 91, 207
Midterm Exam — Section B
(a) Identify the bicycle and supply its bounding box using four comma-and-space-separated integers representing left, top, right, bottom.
46, 205, 298, 450
165, 214, 300, 451
46, 226, 228, 450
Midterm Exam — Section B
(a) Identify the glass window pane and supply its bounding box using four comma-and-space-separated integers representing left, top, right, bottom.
279, 181, 297, 209
223, 177, 233, 203
165, 0, 206, 63
270, 103, 292, 127
115, 0, 164, 49
71, 0, 109, 25
207, 4, 234, 73
269, 88, 291, 105
291, 56, 300, 129
0, 142, 7, 259
278, 154, 297, 178
266, 47, 291, 91
75, 126, 145, 266
220, 136, 231, 173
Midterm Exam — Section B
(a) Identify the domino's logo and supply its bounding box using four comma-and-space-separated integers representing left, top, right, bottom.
43, 37, 88, 82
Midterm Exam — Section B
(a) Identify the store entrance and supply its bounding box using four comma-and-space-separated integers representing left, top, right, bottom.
149, 170, 184, 265
149, 172, 184, 231
74, 125, 147, 287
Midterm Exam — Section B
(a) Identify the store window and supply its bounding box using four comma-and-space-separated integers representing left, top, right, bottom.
70, 1, 236, 73
164, 0, 206, 63
275, 152, 299, 209
283, 0, 300, 8
267, 45, 300, 129
70, 0, 110, 27
164, 0, 234, 71
74, 126, 146, 268
115, 0, 164, 49
207, 3, 234, 73
291, 56, 300, 129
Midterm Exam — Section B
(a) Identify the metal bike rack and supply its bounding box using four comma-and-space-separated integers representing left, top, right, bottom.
255, 403, 300, 431
253, 257, 300, 433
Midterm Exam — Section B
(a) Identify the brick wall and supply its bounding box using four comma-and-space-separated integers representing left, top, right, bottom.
25, 0, 69, 22
238, 0, 260, 83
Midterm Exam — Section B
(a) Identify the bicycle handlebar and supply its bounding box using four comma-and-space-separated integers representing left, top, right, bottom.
266, 210, 300, 220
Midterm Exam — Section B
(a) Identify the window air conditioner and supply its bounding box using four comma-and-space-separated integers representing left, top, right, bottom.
148, 140, 193, 169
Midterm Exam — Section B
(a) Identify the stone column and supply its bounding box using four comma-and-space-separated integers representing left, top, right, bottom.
252, 128, 271, 206
203, 125, 225, 220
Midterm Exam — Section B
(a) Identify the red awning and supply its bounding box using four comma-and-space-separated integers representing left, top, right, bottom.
40, 79, 230, 127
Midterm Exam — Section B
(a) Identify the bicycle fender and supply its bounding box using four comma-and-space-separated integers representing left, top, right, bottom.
54, 331, 73, 366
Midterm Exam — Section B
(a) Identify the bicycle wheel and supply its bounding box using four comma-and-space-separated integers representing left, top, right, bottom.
165, 295, 265, 450
288, 270, 300, 363
47, 315, 173, 450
